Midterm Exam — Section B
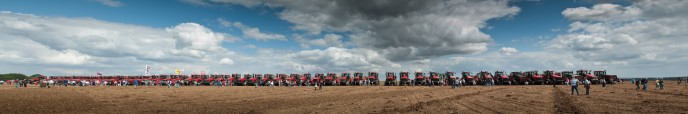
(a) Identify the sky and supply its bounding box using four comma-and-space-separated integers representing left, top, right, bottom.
0, 0, 686, 78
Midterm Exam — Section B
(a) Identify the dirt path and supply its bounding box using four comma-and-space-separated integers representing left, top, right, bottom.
553, 86, 583, 113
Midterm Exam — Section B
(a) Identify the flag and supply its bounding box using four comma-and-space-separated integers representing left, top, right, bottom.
175, 69, 181, 75
145, 65, 151, 75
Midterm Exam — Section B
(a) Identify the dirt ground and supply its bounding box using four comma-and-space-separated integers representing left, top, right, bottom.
1, 82, 688, 114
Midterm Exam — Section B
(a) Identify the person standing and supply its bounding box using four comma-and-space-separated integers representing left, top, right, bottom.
635, 79, 641, 90
451, 78, 457, 89
314, 80, 318, 91
15, 79, 19, 88
583, 78, 591, 95
319, 81, 323, 91
601, 79, 606, 88
641, 78, 648, 91
175, 80, 181, 88
659, 79, 664, 90
655, 79, 660, 90
570, 78, 580, 96
167, 80, 172, 88
133, 80, 139, 87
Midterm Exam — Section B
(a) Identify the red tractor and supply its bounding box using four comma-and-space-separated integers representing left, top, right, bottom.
238, 74, 249, 86
525, 71, 544, 85
228, 74, 239, 86
264, 74, 275, 86
301, 73, 312, 86
494, 71, 511, 85
594, 70, 617, 84
576, 70, 598, 84
413, 72, 426, 86
399, 72, 411, 86
510, 72, 527, 85
339, 73, 351, 86
353, 72, 364, 85
368, 72, 379, 86
429, 72, 442, 85
479, 71, 494, 85
384, 72, 396, 86
325, 73, 336, 86
312, 73, 325, 85
444, 72, 457, 86
288, 74, 298, 86
544, 70, 564, 85
277, 74, 288, 86
462, 72, 478, 85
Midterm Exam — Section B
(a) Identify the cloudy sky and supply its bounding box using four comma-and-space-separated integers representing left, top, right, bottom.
0, 0, 686, 78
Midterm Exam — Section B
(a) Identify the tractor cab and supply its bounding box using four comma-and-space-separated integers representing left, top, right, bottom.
561, 71, 574, 79
415, 72, 425, 80
289, 74, 298, 82
429, 72, 440, 81
510, 72, 526, 84
353, 72, 364, 85
594, 70, 615, 84
399, 72, 411, 86
462, 72, 478, 85
576, 70, 598, 84
525, 71, 544, 84
368, 72, 379, 85
445, 72, 457, 80
594, 70, 606, 81
326, 73, 336, 85
494, 71, 510, 85
302, 73, 312, 86
384, 72, 396, 86
544, 70, 563, 84
414, 72, 426, 85
314, 73, 325, 83
479, 71, 493, 80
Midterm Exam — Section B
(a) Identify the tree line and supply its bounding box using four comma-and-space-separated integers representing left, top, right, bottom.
0, 73, 41, 80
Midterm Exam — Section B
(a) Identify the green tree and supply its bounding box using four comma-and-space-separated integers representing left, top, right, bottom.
0, 73, 28, 80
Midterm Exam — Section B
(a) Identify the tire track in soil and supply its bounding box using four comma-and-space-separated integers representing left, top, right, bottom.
553, 87, 583, 114
382, 87, 506, 113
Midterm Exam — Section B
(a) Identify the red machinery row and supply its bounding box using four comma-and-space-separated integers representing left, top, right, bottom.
28, 70, 618, 86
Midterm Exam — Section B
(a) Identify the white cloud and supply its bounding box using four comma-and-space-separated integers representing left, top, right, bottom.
218, 58, 234, 65
166, 23, 225, 51
546, 0, 688, 77
293, 33, 344, 48
95, 0, 125, 7
499, 47, 518, 56
562, 3, 640, 22
231, 21, 287, 41
0, 11, 240, 75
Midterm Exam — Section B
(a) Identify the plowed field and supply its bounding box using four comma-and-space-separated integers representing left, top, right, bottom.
2, 82, 687, 113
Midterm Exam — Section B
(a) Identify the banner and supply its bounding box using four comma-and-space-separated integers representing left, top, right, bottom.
145, 65, 151, 75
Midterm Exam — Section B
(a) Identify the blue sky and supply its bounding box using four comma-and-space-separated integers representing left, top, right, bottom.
0, 0, 686, 78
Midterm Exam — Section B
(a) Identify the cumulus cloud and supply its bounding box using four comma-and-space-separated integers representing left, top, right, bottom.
0, 11, 239, 74
202, 0, 520, 61
562, 3, 640, 21
231, 21, 287, 41
499, 47, 518, 56
546, 0, 688, 77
